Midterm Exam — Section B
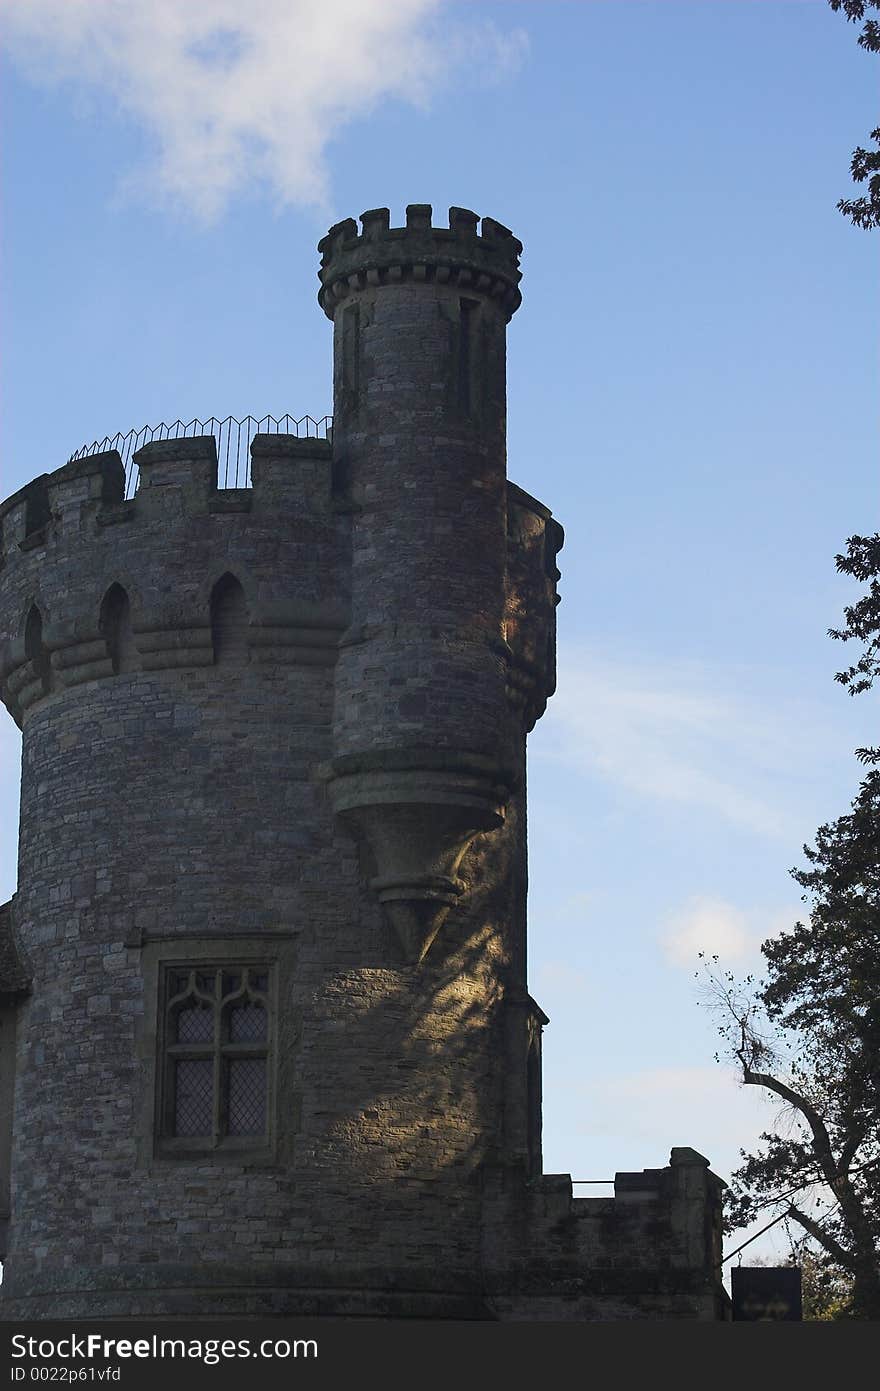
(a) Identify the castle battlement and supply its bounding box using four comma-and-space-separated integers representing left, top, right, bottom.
0, 433, 345, 726
0, 431, 559, 733
0, 433, 334, 548
317, 204, 522, 320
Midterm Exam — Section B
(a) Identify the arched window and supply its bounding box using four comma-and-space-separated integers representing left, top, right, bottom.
210, 574, 248, 665
159, 965, 271, 1150
23, 605, 50, 695
99, 584, 138, 675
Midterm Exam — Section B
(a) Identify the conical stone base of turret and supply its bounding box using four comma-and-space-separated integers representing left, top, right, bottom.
326, 752, 509, 962
378, 890, 458, 965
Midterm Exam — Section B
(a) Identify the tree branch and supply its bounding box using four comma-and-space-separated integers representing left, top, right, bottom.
839, 1123, 867, 1173
786, 1204, 855, 1273
737, 1054, 842, 1190
718, 988, 849, 1196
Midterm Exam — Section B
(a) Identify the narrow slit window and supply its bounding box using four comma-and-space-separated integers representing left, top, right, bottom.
24, 605, 51, 696
100, 584, 138, 675
458, 297, 478, 416
210, 574, 249, 665
342, 303, 360, 409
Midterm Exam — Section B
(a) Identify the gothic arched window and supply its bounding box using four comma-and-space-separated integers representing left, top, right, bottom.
159, 964, 271, 1152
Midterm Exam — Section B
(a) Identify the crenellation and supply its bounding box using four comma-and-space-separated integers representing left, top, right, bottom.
449, 206, 479, 238
318, 217, 359, 261
317, 204, 523, 321
404, 203, 432, 233
360, 207, 391, 240
0, 480, 49, 559
47, 451, 125, 523
0, 431, 353, 729
133, 436, 218, 511
480, 215, 520, 249
249, 433, 333, 513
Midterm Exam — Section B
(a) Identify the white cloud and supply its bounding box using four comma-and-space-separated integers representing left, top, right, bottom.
662, 896, 752, 965
659, 894, 801, 969
3, 1, 528, 220
537, 648, 836, 841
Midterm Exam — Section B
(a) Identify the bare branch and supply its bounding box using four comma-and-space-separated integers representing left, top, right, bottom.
739, 1066, 840, 1188
787, 1204, 855, 1274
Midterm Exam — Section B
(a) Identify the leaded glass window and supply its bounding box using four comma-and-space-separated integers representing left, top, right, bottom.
159, 964, 271, 1148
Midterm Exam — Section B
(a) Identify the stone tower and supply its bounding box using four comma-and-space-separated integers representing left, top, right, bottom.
0, 206, 726, 1320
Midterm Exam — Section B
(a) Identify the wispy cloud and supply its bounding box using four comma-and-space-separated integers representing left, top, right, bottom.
537, 648, 836, 841
3, 1, 527, 221
662, 896, 752, 965
660, 894, 795, 968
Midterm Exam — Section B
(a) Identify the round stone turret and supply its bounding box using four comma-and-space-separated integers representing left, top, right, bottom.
320, 206, 531, 961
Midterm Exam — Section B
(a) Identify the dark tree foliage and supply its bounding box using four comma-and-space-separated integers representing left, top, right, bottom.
830, 533, 880, 696
798, 1249, 856, 1319
828, 1, 880, 228
704, 540, 880, 1318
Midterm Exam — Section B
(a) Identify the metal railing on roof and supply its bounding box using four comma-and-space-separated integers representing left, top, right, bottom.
69, 413, 333, 497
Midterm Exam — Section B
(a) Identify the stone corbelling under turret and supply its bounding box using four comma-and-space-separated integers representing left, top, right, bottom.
325, 748, 514, 962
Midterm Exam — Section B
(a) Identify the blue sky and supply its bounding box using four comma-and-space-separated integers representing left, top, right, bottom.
1, 0, 877, 1269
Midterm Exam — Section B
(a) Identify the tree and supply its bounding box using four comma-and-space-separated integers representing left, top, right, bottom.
800, 1248, 856, 1320
828, 1, 880, 229
830, 534, 880, 750
703, 537, 880, 1319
